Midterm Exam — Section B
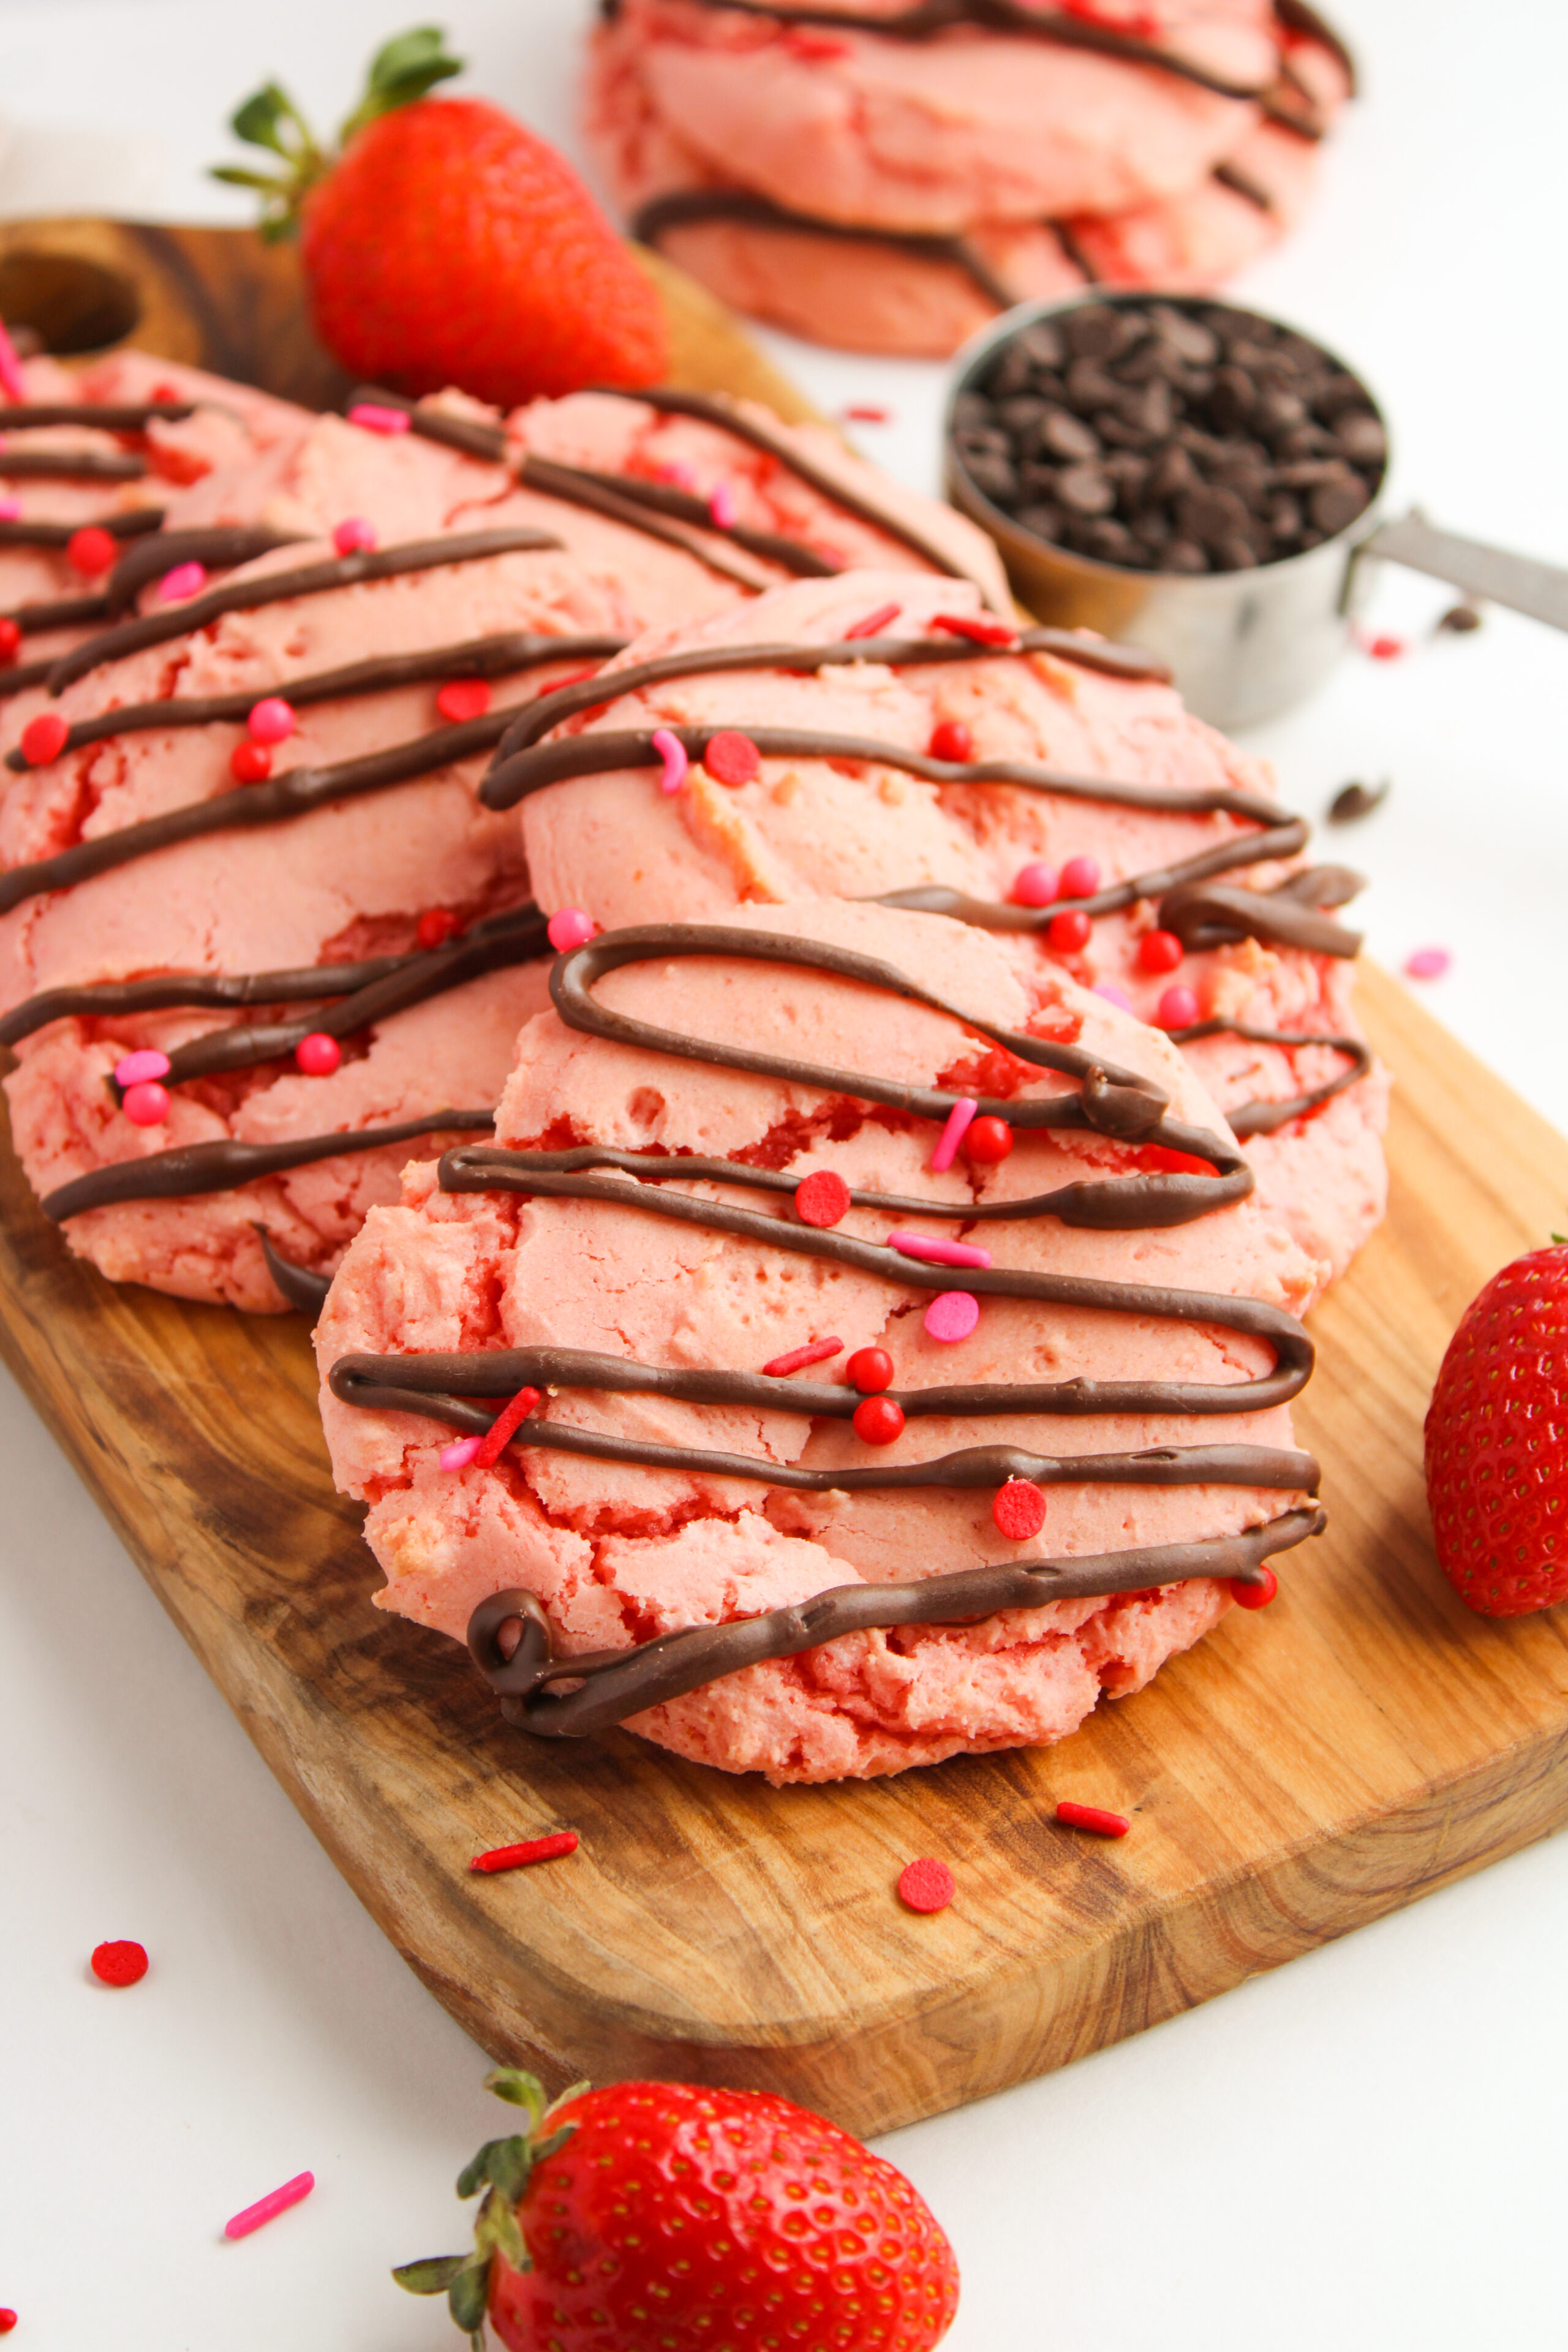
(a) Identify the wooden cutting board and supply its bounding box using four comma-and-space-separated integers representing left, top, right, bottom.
3, 219, 1566, 2141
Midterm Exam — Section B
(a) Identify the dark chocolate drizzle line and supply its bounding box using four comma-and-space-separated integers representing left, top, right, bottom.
0, 653, 56, 698
488, 624, 1167, 776
4, 586, 113, 635
43, 527, 564, 695
466, 1509, 1324, 1736
1169, 1019, 1370, 1138
1212, 159, 1275, 212
518, 454, 836, 582
0, 402, 195, 430
3, 631, 628, 771
6, 524, 309, 639
0, 448, 146, 483
0, 508, 165, 551
347, 386, 508, 465
42, 1109, 496, 1223
258, 1230, 333, 1314
516, 453, 779, 590
1273, 0, 1356, 92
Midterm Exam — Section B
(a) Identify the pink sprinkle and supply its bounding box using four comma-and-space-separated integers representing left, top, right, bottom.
762, 1336, 844, 1378
0, 317, 25, 401
842, 403, 892, 424
547, 907, 596, 952
1059, 854, 1101, 899
651, 726, 689, 795
1364, 631, 1407, 661
0, 497, 20, 522
440, 1436, 483, 1472
889, 1230, 992, 1270
844, 600, 902, 641
159, 560, 206, 603
1093, 983, 1134, 1012
1404, 946, 1451, 981
924, 1290, 980, 1343
657, 460, 698, 492
333, 516, 377, 555
1156, 984, 1200, 1030
930, 1096, 977, 1173
348, 402, 411, 435
224, 2172, 315, 2241
708, 483, 739, 529
1012, 861, 1059, 908
114, 1048, 171, 1088
247, 696, 296, 745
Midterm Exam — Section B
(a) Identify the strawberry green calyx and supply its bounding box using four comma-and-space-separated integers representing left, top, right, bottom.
393, 2067, 584, 2347
212, 26, 463, 242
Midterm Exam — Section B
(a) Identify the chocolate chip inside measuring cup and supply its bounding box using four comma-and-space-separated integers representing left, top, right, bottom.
956, 296, 1387, 575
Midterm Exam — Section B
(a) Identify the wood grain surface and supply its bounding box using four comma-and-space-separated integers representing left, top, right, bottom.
2, 222, 1564, 2138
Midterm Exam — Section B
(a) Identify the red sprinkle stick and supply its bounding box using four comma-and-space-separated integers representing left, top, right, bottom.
762, 1336, 843, 1378
471, 1831, 579, 1874
1056, 1801, 1129, 1838
843, 600, 902, 640
932, 613, 1019, 647
473, 1385, 542, 1470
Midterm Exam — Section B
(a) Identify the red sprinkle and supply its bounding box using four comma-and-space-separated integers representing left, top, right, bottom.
295, 1032, 341, 1077
67, 524, 118, 579
1048, 909, 1091, 954
843, 600, 902, 641
897, 1858, 956, 1914
763, 1336, 843, 1378
964, 1115, 1014, 1166
417, 908, 461, 950
230, 741, 272, 785
1365, 633, 1406, 661
853, 1394, 905, 1446
91, 1939, 148, 1987
992, 1479, 1047, 1541
473, 1384, 542, 1470
1229, 1566, 1278, 1610
846, 1346, 894, 1395
931, 613, 1019, 647
121, 1081, 170, 1128
1056, 1801, 1129, 1838
842, 403, 892, 424
703, 729, 761, 786
20, 712, 68, 767
1156, 984, 1200, 1030
794, 1169, 851, 1227
437, 677, 492, 724
787, 26, 853, 55
471, 1830, 579, 1874
0, 2309, 15, 2332
1137, 928, 1183, 974
0, 617, 20, 664
927, 719, 973, 763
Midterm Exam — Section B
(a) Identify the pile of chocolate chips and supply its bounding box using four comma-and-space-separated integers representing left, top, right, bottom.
950, 298, 1387, 574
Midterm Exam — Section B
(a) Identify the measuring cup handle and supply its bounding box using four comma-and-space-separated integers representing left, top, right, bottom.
1359, 510, 1568, 634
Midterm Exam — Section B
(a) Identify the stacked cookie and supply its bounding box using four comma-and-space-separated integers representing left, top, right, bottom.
586, 0, 1354, 355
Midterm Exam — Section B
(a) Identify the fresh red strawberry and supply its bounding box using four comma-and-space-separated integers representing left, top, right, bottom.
396, 2067, 960, 2351
213, 27, 667, 405
1424, 1239, 1568, 1615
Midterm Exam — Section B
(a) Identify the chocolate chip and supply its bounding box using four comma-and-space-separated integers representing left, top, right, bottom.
1254, 388, 1308, 436
1039, 407, 1099, 461
1084, 518, 1135, 562
1065, 358, 1121, 412
1000, 394, 1049, 439
1148, 305, 1219, 366
1145, 442, 1197, 502
1309, 475, 1370, 535
1329, 777, 1390, 823
1213, 535, 1259, 570
1207, 366, 1256, 431
953, 391, 992, 432
1178, 485, 1252, 548
963, 451, 1019, 503
1063, 304, 1127, 360
1334, 411, 1388, 466
1437, 601, 1484, 633
1017, 502, 1065, 540
1017, 320, 1067, 369
1160, 539, 1210, 573
1057, 462, 1116, 516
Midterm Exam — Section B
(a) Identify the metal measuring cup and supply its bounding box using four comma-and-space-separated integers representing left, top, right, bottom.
944, 290, 1568, 731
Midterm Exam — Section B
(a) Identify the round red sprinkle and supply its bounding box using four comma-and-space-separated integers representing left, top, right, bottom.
0, 617, 20, 664
927, 720, 973, 763
295, 1032, 341, 1077
1058, 854, 1101, 899
965, 1115, 1014, 1166
992, 1479, 1047, 1540
66, 524, 118, 579
1229, 1566, 1278, 1610
1366, 633, 1406, 661
91, 1939, 148, 1986
703, 729, 761, 786
437, 677, 492, 724
0, 2307, 15, 2332
853, 1394, 905, 1446
547, 907, 596, 953
246, 696, 296, 745
122, 1080, 170, 1127
20, 712, 67, 767
1056, 1801, 1129, 1838
794, 1169, 851, 1228
417, 908, 460, 951
1156, 984, 1200, 1030
230, 740, 272, 785
897, 1858, 955, 1914
846, 1346, 894, 1394
1047, 909, 1091, 954
1137, 928, 1184, 974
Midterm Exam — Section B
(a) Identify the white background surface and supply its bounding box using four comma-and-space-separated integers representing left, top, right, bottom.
1, 2, 1566, 2346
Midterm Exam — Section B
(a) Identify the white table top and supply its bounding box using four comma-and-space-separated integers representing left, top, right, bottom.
2, 2, 1566, 2345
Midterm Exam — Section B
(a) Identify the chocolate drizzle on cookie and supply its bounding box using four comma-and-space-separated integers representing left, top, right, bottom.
329, 921, 1323, 1733
0, 507, 166, 552
2, 524, 306, 641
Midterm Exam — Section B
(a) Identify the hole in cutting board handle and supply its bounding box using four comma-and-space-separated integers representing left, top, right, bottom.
0, 250, 141, 355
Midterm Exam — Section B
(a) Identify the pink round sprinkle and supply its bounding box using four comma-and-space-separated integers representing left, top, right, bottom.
889, 1230, 992, 1270
333, 516, 377, 555
1404, 946, 1451, 981
114, 1048, 171, 1088
929, 1096, 977, 1174
159, 560, 206, 603
0, 497, 20, 523
247, 696, 296, 745
1156, 985, 1200, 1030
708, 483, 739, 529
1059, 854, 1101, 899
348, 401, 411, 435
122, 1080, 170, 1126
1012, 861, 1060, 908
0, 316, 26, 400
295, 1032, 341, 1077
897, 1858, 956, 1914
547, 907, 595, 953
440, 1436, 483, 1472
651, 727, 689, 796
1093, 983, 1134, 1012
225, 2172, 315, 2241
924, 1290, 980, 1343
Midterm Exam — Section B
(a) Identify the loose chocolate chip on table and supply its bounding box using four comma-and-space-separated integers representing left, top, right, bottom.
1329, 777, 1390, 823
1437, 602, 1484, 633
